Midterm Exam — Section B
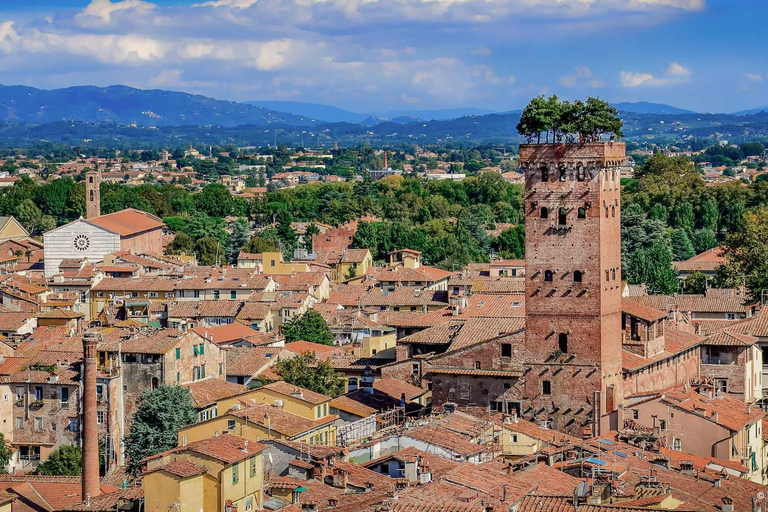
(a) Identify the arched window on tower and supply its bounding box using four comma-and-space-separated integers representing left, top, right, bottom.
540, 207, 549, 219
577, 166, 586, 181
544, 270, 554, 282
541, 166, 549, 182
573, 270, 583, 283
612, 206, 616, 218
89, 176, 94, 184
89, 190, 94, 202
559, 168, 567, 182
558, 333, 568, 354
605, 208, 609, 219
578, 207, 586, 219
611, 268, 616, 281
558, 208, 567, 225
605, 270, 610, 282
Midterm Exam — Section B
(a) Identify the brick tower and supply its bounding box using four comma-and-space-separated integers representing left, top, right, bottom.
520, 142, 625, 436
81, 332, 101, 501
85, 169, 101, 219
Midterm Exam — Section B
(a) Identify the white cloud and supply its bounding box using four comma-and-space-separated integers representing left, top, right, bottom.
559, 65, 603, 88
620, 62, 691, 87
472, 46, 492, 56
194, 0, 258, 7
628, 0, 706, 11
77, 0, 156, 23
666, 61, 690, 76
746, 73, 764, 82
619, 70, 658, 87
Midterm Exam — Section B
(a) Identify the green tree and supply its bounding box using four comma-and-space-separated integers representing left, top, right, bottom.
626, 242, 679, 294
621, 203, 667, 269
648, 203, 669, 223
303, 223, 320, 252
35, 444, 83, 476
690, 229, 718, 254
719, 208, 768, 304
671, 229, 695, 261
167, 232, 195, 255
241, 235, 278, 254
673, 202, 695, 233
125, 385, 196, 476
682, 271, 708, 294
274, 353, 346, 397
0, 433, 12, 473
226, 218, 252, 262
195, 184, 233, 218
14, 199, 43, 234
275, 210, 298, 253
700, 199, 720, 232
493, 225, 525, 259
194, 237, 224, 266
281, 310, 333, 345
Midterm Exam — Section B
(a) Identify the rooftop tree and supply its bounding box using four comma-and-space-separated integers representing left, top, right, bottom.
516, 95, 623, 143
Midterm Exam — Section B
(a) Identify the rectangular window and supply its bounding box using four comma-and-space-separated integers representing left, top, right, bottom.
165, 292, 174, 298
131, 292, 139, 298
34, 387, 43, 401
148, 292, 158, 298
246, 497, 253, 512
672, 437, 682, 451
228, 419, 236, 430
201, 364, 206, 379
178, 290, 185, 298
175, 348, 181, 360
16, 417, 23, 430
231, 291, 237, 299
176, 372, 180, 383
61, 387, 69, 406
193, 290, 200, 298
219, 363, 223, 376
232, 464, 239, 485
199, 344, 205, 355
97, 411, 104, 424
632, 410, 639, 420
511, 434, 518, 443
193, 345, 199, 356
213, 291, 220, 300
69, 419, 79, 432
501, 343, 512, 358
250, 456, 257, 477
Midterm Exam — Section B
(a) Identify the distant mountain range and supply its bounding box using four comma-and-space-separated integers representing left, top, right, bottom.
0, 84, 315, 127
732, 105, 768, 116
2, 84, 768, 147
612, 102, 696, 115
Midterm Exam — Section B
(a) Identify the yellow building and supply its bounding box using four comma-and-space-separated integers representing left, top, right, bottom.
359, 326, 397, 358
334, 249, 373, 283
143, 434, 264, 512
0, 216, 29, 242
178, 400, 337, 447
0, 492, 14, 512
249, 381, 332, 420
237, 251, 310, 274
498, 418, 579, 459
90, 276, 176, 320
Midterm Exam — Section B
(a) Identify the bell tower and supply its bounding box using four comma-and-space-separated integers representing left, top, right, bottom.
520, 142, 625, 436
86, 168, 101, 219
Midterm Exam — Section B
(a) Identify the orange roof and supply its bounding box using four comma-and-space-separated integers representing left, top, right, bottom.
86, 208, 164, 236
192, 322, 261, 345
182, 378, 248, 408
261, 380, 331, 404
285, 340, 338, 356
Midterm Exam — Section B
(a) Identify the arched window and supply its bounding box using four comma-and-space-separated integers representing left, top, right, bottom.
89, 176, 94, 184
573, 270, 583, 283
559, 168, 567, 182
611, 206, 616, 218
558, 208, 567, 225
541, 166, 549, 182
605, 208, 609, 219
542, 380, 552, 395
558, 333, 568, 354
611, 269, 616, 281
540, 207, 549, 219
605, 270, 610, 282
89, 190, 94, 202
544, 270, 554, 282
577, 166, 586, 181
578, 207, 586, 219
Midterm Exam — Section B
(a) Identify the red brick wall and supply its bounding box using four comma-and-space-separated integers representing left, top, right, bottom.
119, 228, 164, 255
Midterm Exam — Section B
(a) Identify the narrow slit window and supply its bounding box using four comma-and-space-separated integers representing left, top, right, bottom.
558, 333, 568, 353
558, 208, 567, 225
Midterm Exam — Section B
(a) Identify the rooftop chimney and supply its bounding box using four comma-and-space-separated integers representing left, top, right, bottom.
82, 332, 101, 501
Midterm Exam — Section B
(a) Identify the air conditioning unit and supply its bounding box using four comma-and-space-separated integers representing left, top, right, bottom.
274, 400, 284, 408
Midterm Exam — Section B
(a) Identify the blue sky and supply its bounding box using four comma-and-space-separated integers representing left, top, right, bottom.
0, 0, 765, 113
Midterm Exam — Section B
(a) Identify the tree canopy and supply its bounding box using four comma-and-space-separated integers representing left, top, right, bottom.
516, 96, 623, 143
275, 353, 346, 397
281, 310, 334, 345
35, 444, 84, 476
125, 385, 197, 476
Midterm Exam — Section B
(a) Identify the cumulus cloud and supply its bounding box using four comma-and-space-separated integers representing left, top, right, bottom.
746, 73, 764, 82
619, 62, 691, 87
558, 65, 603, 88
77, 0, 156, 24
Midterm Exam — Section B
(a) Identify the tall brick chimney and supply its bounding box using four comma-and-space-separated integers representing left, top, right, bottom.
82, 332, 101, 501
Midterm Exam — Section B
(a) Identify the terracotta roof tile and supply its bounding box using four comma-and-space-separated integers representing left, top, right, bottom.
182, 378, 248, 408
86, 208, 164, 236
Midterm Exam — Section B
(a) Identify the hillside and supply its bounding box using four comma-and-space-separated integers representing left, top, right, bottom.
0, 85, 316, 127
612, 102, 695, 115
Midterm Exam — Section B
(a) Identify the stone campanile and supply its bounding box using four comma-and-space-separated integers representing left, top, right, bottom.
520, 142, 625, 436
85, 169, 101, 219
82, 332, 101, 501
